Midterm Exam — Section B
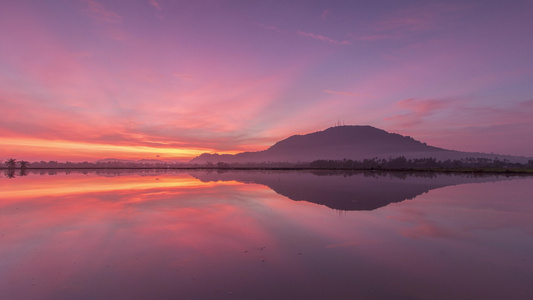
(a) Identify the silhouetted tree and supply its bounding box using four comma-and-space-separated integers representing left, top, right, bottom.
5, 158, 17, 169
216, 161, 229, 168
19, 160, 29, 169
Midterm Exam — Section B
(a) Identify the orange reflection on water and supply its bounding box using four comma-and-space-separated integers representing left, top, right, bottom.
0, 171, 242, 199
0, 171, 282, 299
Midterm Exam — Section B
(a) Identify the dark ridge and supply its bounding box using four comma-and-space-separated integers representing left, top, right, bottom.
190, 125, 530, 164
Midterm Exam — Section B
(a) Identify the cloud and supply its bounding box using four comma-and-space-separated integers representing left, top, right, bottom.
323, 89, 371, 97
349, 34, 397, 41
385, 98, 456, 127
383, 98, 533, 156
297, 30, 350, 45
321, 9, 330, 20
103, 26, 130, 41
254, 23, 285, 34
149, 0, 162, 10
374, 10, 434, 32
173, 73, 195, 81
351, 3, 469, 42
83, 0, 122, 24
71, 51, 92, 58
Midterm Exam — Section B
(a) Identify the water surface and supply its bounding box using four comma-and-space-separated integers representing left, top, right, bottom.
1, 170, 532, 299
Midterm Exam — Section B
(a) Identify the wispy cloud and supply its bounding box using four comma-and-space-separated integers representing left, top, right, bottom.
351, 3, 468, 42
385, 98, 455, 127
323, 90, 372, 97
297, 30, 350, 45
149, 0, 162, 11
173, 73, 195, 81
321, 9, 330, 20
71, 51, 92, 58
349, 34, 397, 41
103, 26, 129, 41
255, 23, 285, 34
83, 0, 122, 24
374, 10, 435, 32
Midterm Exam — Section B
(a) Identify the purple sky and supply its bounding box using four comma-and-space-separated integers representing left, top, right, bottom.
1, 0, 533, 161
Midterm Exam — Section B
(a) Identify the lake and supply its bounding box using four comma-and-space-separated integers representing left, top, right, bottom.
1, 169, 532, 299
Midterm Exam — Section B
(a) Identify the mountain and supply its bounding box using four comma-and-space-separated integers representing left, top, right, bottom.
190, 125, 530, 164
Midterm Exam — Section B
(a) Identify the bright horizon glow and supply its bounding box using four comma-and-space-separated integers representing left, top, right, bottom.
0, 137, 238, 162
1, 0, 533, 161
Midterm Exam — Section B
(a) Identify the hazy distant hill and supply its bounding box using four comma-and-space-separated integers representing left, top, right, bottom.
96, 158, 177, 164
190, 125, 529, 164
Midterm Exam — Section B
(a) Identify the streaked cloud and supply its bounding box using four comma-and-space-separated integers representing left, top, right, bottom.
297, 30, 350, 45
385, 98, 457, 127
254, 23, 285, 34
83, 0, 122, 24
149, 0, 162, 11
323, 90, 372, 97
321, 9, 330, 20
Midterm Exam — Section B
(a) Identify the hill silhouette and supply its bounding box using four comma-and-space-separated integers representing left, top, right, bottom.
190, 125, 529, 164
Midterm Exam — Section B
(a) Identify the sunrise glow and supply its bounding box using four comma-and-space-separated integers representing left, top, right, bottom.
1, 0, 533, 161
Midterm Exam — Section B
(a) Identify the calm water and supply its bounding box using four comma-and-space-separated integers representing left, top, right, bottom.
1, 170, 532, 300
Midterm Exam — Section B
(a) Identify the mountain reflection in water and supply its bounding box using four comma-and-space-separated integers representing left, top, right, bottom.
1, 169, 531, 300
191, 170, 514, 211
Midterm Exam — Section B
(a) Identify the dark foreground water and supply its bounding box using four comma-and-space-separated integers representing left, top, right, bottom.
1, 170, 532, 300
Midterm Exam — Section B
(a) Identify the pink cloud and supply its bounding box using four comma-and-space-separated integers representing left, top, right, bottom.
323, 89, 373, 98
254, 23, 285, 34
148, 0, 162, 11
385, 98, 457, 127
397, 98, 452, 114
297, 30, 350, 45
173, 73, 195, 81
349, 34, 397, 41
375, 11, 434, 32
321, 9, 330, 20
382, 98, 533, 156
103, 26, 130, 41
83, 0, 122, 24
351, 3, 469, 42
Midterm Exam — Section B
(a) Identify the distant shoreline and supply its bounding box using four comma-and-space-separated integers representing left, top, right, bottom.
3, 167, 532, 175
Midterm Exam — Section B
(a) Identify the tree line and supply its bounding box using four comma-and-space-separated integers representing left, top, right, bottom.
2, 156, 533, 173
308, 156, 533, 171
1, 158, 30, 169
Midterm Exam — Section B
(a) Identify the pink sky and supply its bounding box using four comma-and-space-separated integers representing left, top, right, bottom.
1, 0, 533, 161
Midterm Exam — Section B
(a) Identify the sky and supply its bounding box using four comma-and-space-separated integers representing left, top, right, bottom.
1, 0, 533, 162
